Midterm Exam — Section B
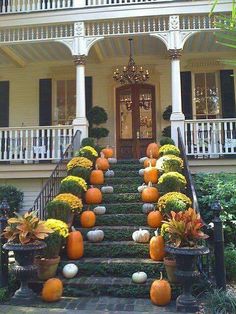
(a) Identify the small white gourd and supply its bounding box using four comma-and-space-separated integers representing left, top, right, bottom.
101, 186, 114, 194
132, 228, 150, 243
93, 206, 106, 215
142, 203, 155, 214
132, 271, 148, 284
105, 169, 115, 177
139, 157, 148, 164
87, 229, 104, 242
108, 158, 117, 164
139, 168, 145, 176
137, 183, 147, 193
62, 263, 78, 279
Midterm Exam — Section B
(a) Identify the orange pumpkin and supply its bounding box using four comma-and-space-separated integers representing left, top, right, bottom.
80, 208, 96, 228
141, 183, 159, 203
149, 230, 165, 261
146, 143, 159, 158
41, 278, 63, 302
85, 186, 102, 204
144, 158, 157, 168
144, 165, 158, 184
150, 272, 171, 306
147, 210, 163, 228
102, 146, 114, 158
96, 153, 110, 171
67, 227, 84, 259
90, 166, 104, 185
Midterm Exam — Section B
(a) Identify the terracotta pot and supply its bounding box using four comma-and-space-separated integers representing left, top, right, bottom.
164, 256, 177, 283
35, 256, 60, 281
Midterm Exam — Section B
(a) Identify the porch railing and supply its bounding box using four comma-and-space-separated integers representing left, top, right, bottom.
184, 118, 236, 158
0, 125, 74, 163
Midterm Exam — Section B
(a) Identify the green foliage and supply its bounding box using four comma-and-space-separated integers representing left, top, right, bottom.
162, 105, 172, 120
158, 192, 192, 214
46, 200, 72, 223
203, 288, 236, 314
162, 126, 171, 137
90, 127, 109, 140
60, 180, 84, 197
159, 136, 175, 146
158, 172, 186, 193
194, 173, 236, 245
81, 137, 95, 148
159, 144, 180, 157
68, 166, 91, 181
87, 106, 108, 125
224, 244, 236, 281
0, 288, 8, 302
157, 155, 183, 173
0, 185, 23, 216
42, 232, 62, 259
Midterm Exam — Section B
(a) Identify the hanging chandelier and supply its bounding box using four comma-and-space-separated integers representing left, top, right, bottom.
113, 38, 150, 85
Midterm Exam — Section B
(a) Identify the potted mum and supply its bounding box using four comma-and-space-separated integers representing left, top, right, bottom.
2, 211, 52, 299
162, 207, 209, 313
35, 218, 69, 280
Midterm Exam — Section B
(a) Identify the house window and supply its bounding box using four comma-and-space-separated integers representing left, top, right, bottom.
193, 72, 221, 119
54, 80, 76, 125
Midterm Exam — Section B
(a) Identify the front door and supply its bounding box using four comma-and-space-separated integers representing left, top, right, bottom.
116, 84, 156, 159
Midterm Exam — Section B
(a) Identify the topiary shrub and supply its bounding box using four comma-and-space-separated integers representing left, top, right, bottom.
162, 126, 171, 138
156, 155, 183, 173
87, 106, 108, 125
158, 172, 186, 193
159, 144, 180, 157
90, 128, 109, 140
157, 192, 192, 215
81, 137, 95, 148
159, 137, 175, 146
162, 106, 172, 121
0, 185, 23, 216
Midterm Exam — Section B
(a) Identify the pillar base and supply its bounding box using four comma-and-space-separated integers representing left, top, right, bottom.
170, 113, 185, 145
73, 117, 89, 140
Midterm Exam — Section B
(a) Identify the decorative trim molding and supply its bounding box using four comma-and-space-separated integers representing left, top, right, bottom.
168, 49, 182, 60
73, 54, 86, 65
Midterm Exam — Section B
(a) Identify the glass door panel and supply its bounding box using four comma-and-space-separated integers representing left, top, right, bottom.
138, 88, 153, 139
119, 89, 133, 139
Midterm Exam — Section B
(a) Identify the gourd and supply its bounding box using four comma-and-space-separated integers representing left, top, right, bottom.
146, 142, 159, 158
108, 158, 117, 164
66, 227, 84, 260
139, 156, 148, 164
139, 168, 145, 176
93, 206, 106, 215
150, 272, 171, 306
80, 208, 96, 228
85, 186, 102, 204
144, 156, 157, 168
101, 146, 113, 158
105, 169, 115, 177
101, 186, 114, 194
137, 183, 147, 193
147, 210, 163, 228
62, 263, 78, 279
132, 228, 150, 243
142, 203, 155, 214
90, 165, 104, 185
141, 183, 159, 203
96, 153, 110, 171
41, 278, 63, 302
149, 230, 165, 261
144, 163, 158, 184
87, 229, 104, 242
132, 271, 148, 284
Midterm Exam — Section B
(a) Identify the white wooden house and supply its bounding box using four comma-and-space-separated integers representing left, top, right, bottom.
0, 0, 235, 210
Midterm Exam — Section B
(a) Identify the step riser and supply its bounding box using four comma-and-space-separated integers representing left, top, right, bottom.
95, 215, 146, 226
95, 185, 140, 193
102, 193, 141, 204
105, 177, 143, 185
110, 165, 142, 171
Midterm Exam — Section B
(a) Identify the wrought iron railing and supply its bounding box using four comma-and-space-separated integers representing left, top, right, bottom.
30, 130, 81, 219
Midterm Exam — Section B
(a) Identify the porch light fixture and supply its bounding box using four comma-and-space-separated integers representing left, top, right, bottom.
113, 38, 150, 85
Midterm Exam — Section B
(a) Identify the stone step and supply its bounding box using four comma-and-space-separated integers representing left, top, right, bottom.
59, 257, 163, 278
102, 193, 141, 204
77, 226, 155, 242
94, 214, 146, 226
105, 177, 143, 185
89, 203, 144, 214
110, 164, 142, 171
95, 184, 140, 194
84, 241, 149, 258
116, 159, 140, 164
109, 170, 140, 178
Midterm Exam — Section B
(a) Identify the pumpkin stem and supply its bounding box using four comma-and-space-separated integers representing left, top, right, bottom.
95, 164, 99, 170
100, 152, 105, 158
71, 226, 76, 232
160, 272, 163, 280
148, 181, 153, 187
154, 228, 159, 237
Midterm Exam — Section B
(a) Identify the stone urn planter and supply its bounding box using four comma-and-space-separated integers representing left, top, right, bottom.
165, 245, 209, 313
3, 241, 46, 299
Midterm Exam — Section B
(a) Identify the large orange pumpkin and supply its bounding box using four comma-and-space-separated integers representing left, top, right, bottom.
144, 165, 158, 184
144, 158, 157, 168
41, 278, 63, 302
150, 272, 171, 306
147, 210, 163, 228
85, 186, 103, 204
149, 230, 165, 261
90, 166, 104, 185
101, 146, 114, 158
141, 183, 159, 203
67, 227, 84, 259
146, 143, 159, 158
95, 153, 110, 171
80, 208, 96, 228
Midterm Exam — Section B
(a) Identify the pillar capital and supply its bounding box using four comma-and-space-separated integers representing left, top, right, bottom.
168, 49, 182, 60
73, 54, 86, 66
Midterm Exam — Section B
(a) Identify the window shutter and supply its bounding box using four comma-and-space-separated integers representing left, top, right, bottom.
39, 79, 52, 126
220, 70, 236, 118
85, 76, 93, 117
0, 81, 9, 127
181, 72, 192, 119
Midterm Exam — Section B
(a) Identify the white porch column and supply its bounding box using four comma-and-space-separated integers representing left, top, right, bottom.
73, 54, 89, 140
169, 49, 185, 145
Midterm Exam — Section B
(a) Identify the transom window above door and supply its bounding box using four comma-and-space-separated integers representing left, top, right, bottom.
193, 72, 221, 119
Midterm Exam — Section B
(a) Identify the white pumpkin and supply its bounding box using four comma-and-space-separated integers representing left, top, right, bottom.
139, 157, 148, 164
132, 271, 148, 284
108, 158, 117, 164
142, 203, 155, 214
93, 206, 106, 215
62, 263, 78, 279
105, 169, 115, 177
132, 228, 150, 243
139, 168, 145, 176
137, 183, 147, 193
101, 186, 114, 194
87, 229, 104, 242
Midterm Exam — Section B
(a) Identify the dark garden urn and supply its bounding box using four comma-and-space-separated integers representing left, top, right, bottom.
165, 245, 209, 313
3, 241, 46, 300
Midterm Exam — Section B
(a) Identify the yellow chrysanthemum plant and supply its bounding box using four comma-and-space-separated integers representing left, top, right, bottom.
67, 157, 93, 180
54, 193, 83, 214
60, 175, 88, 197
75, 145, 98, 162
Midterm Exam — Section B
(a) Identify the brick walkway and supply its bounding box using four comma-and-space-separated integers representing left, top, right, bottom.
1, 296, 195, 314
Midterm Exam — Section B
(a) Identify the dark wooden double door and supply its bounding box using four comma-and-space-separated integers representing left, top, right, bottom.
116, 84, 156, 159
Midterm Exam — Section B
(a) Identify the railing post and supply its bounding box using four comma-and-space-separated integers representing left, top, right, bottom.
212, 200, 226, 291
0, 199, 9, 288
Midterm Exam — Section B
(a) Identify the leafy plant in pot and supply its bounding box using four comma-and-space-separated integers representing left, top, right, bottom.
2, 211, 52, 299
35, 219, 69, 281
162, 207, 209, 313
